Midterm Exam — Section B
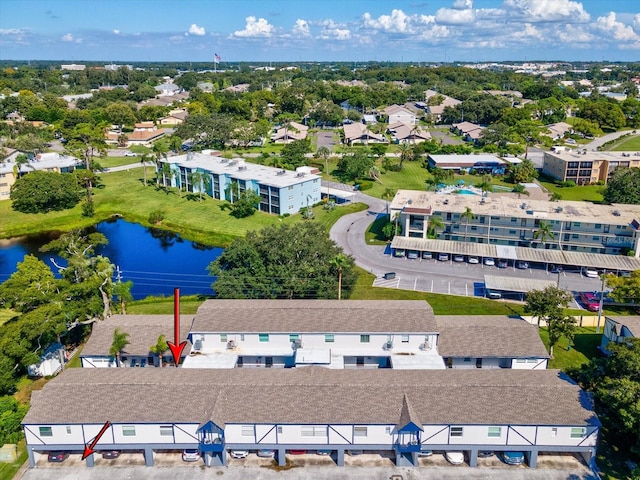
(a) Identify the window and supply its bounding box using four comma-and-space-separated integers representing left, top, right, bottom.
450, 427, 463, 437
385, 426, 392, 434
160, 425, 173, 437
301, 426, 326, 437
241, 426, 253, 436
220, 334, 227, 343
122, 426, 136, 437
360, 335, 370, 343
66, 426, 72, 435
240, 334, 245, 341
511, 217, 518, 223
487, 427, 501, 438
551, 428, 558, 437
592, 236, 600, 241
570, 427, 586, 438
401, 335, 409, 343
573, 222, 581, 227
277, 426, 283, 434
259, 334, 269, 343
288, 186, 293, 190
289, 334, 299, 342
325, 334, 335, 343
595, 224, 601, 229
39, 427, 53, 437
354, 427, 368, 437
463, 357, 471, 362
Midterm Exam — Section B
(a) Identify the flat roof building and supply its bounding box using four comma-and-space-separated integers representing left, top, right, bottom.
389, 189, 640, 258
160, 154, 321, 215
543, 150, 640, 185
427, 154, 505, 173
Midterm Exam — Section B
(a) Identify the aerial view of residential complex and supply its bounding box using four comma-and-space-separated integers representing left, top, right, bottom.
0, 1, 639, 479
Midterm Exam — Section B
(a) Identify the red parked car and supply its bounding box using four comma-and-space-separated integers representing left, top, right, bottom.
580, 292, 600, 312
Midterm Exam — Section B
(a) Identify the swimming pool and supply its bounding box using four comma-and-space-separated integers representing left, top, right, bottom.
456, 189, 478, 195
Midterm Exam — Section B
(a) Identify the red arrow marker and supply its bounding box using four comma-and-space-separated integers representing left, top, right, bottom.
82, 421, 111, 460
167, 288, 187, 367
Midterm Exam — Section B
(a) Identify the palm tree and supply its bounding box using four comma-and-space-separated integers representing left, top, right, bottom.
330, 253, 350, 301
476, 175, 492, 196
317, 145, 331, 175
461, 207, 473, 242
533, 221, 555, 248
109, 328, 130, 368
397, 142, 412, 169
140, 153, 151, 185
150, 334, 168, 367
112, 280, 133, 314
427, 216, 444, 238
512, 183, 530, 199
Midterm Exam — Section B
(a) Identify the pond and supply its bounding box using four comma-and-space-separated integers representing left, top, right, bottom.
0, 219, 223, 299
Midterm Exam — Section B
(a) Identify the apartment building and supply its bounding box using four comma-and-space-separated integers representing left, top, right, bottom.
159, 153, 321, 215
543, 150, 640, 185
390, 190, 640, 257
23, 368, 599, 469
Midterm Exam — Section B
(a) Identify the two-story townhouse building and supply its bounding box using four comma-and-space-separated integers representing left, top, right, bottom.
80, 301, 549, 371
80, 315, 192, 368
436, 316, 549, 369
22, 368, 599, 469
389, 190, 640, 260
543, 150, 640, 185
184, 300, 443, 369
158, 153, 321, 215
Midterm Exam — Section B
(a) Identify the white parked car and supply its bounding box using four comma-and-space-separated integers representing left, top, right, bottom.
123, 151, 137, 157
445, 451, 465, 465
484, 257, 495, 266
584, 268, 599, 278
182, 449, 200, 462
453, 254, 464, 262
438, 253, 449, 261
467, 256, 479, 264
230, 450, 249, 459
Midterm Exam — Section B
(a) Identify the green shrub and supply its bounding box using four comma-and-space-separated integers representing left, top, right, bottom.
356, 181, 373, 191
148, 210, 165, 224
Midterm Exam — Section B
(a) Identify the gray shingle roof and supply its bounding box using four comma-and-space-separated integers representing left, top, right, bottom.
23, 368, 597, 428
81, 315, 193, 356
191, 300, 437, 333
436, 316, 550, 358
606, 316, 640, 337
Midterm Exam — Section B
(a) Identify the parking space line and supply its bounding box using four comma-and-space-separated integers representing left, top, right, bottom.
431, 280, 434, 292
414, 278, 417, 291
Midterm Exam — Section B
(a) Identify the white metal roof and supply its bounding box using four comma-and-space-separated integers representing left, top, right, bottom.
484, 275, 557, 293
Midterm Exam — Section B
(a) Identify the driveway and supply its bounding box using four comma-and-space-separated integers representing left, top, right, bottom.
583, 130, 634, 150
316, 130, 337, 151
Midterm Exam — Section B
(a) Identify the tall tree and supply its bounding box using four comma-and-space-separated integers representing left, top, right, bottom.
603, 167, 640, 205
524, 285, 573, 328
533, 220, 555, 248
109, 328, 130, 367
461, 207, 473, 241
427, 216, 444, 238
64, 123, 107, 198
512, 183, 530, 199
330, 253, 350, 301
605, 271, 640, 305
209, 223, 356, 299
10, 171, 83, 213
316, 145, 331, 174
112, 280, 133, 314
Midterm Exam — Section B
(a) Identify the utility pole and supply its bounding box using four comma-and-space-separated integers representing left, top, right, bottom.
596, 269, 606, 334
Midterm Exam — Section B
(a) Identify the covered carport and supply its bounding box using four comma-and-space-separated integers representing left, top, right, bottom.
484, 275, 558, 300
561, 251, 640, 274
390, 237, 496, 259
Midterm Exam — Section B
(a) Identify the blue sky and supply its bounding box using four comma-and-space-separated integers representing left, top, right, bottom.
1, 0, 639, 62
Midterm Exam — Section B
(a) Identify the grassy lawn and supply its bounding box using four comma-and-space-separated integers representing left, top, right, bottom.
538, 326, 601, 370
0, 168, 365, 246
610, 135, 640, 151
537, 178, 605, 202
98, 156, 144, 169
365, 214, 391, 245
0, 440, 26, 480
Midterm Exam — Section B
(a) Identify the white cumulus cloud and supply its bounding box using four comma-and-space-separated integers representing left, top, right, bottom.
318, 19, 351, 40
188, 24, 206, 36
436, 7, 475, 25
61, 33, 74, 42
452, 0, 473, 9
362, 9, 437, 33
503, 0, 590, 22
113, 29, 120, 35
293, 19, 310, 37
233, 16, 274, 37
595, 12, 640, 42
